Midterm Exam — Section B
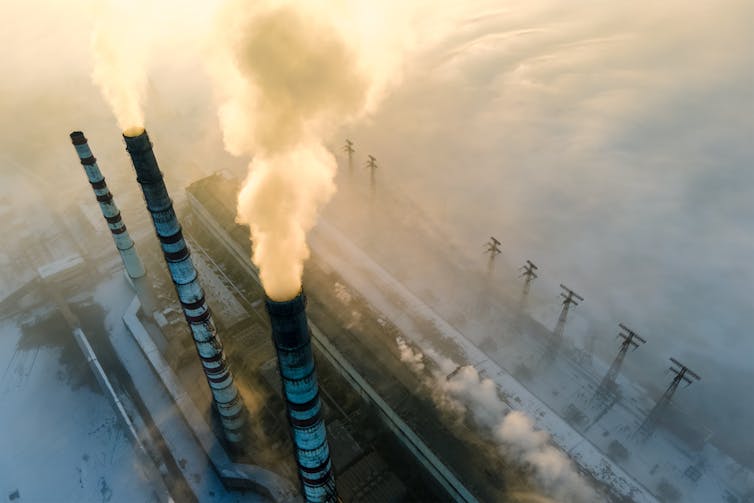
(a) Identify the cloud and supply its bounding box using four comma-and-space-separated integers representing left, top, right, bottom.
353, 0, 753, 458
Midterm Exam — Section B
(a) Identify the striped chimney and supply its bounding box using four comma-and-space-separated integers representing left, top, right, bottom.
122, 128, 246, 444
266, 292, 336, 502
70, 131, 145, 279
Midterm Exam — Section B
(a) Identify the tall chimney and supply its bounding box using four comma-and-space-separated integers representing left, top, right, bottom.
266, 292, 336, 503
70, 131, 146, 280
122, 128, 245, 445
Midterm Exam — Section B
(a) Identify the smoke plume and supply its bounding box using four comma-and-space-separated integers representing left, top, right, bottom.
212, 1, 400, 301
396, 336, 425, 373
401, 341, 598, 502
496, 411, 596, 503
90, 1, 152, 131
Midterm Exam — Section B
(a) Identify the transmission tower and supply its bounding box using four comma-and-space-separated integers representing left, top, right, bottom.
343, 139, 355, 175
520, 260, 538, 296
484, 237, 502, 273
540, 284, 582, 362
637, 357, 700, 438
517, 260, 539, 314
553, 284, 583, 339
365, 155, 378, 194
596, 323, 646, 397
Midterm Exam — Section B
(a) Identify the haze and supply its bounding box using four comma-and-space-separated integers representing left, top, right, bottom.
1, 0, 752, 473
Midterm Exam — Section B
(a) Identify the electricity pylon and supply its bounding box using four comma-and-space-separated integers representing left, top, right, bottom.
554, 284, 583, 339
484, 237, 502, 273
637, 358, 700, 438
343, 139, 355, 175
366, 155, 378, 194
520, 260, 538, 296
596, 323, 646, 397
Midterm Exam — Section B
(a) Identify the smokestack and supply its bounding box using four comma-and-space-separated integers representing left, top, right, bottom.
122, 128, 245, 444
70, 131, 146, 280
265, 292, 336, 503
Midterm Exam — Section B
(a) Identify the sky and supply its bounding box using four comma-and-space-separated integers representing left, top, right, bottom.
1, 0, 752, 465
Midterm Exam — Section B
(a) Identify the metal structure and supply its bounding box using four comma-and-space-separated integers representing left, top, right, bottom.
519, 260, 538, 297
365, 155, 378, 194
597, 323, 646, 396
553, 284, 583, 339
70, 131, 145, 279
484, 237, 501, 273
446, 365, 465, 381
265, 292, 336, 503
638, 358, 700, 438
122, 129, 245, 444
343, 139, 354, 175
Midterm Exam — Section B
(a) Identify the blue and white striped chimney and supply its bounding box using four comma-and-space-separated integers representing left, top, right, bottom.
70, 131, 145, 279
265, 292, 336, 502
122, 128, 246, 445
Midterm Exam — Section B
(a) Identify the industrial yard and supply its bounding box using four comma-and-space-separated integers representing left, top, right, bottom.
2, 1, 753, 502
1, 132, 753, 501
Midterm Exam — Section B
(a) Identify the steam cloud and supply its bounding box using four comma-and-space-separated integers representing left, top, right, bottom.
213, 1, 395, 301
87, 0, 409, 301
398, 340, 598, 502
495, 411, 597, 503
91, 2, 151, 131
397, 336, 425, 373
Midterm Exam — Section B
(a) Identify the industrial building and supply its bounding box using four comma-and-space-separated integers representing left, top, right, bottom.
1, 129, 751, 503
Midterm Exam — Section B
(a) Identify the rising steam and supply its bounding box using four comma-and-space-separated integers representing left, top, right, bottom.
397, 339, 598, 502
212, 1, 401, 301
90, 2, 152, 131
397, 336, 425, 373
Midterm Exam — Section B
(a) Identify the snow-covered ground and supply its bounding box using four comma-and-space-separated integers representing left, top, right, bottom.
309, 215, 754, 502
0, 311, 158, 502
318, 166, 754, 502
310, 219, 655, 502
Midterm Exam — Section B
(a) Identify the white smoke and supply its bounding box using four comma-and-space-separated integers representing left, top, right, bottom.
403, 342, 598, 502
396, 336, 425, 373
210, 0, 408, 301
444, 365, 508, 429
496, 411, 597, 503
90, 1, 153, 131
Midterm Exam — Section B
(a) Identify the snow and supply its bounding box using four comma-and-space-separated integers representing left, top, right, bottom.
0, 314, 157, 502
92, 273, 275, 503
98, 274, 296, 503
309, 218, 658, 502
36, 254, 84, 281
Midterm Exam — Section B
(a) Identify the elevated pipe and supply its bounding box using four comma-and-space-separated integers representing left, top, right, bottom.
266, 292, 336, 503
122, 128, 245, 444
70, 131, 145, 279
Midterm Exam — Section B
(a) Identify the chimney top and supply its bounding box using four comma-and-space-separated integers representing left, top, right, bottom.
265, 291, 306, 316
70, 131, 87, 145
